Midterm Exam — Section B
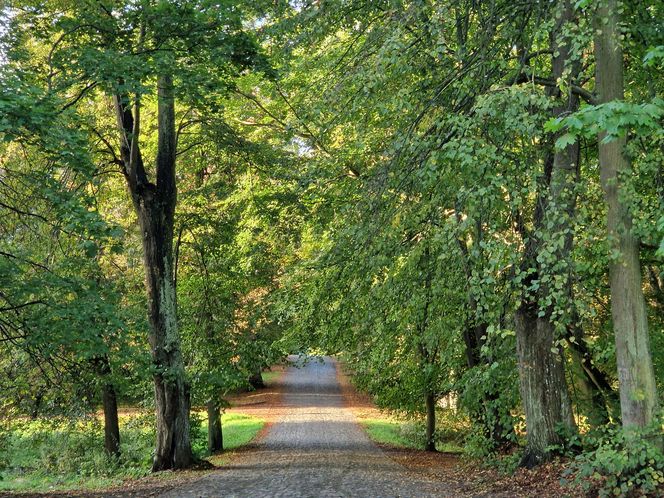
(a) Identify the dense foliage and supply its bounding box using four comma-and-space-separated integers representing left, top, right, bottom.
1, 0, 662, 495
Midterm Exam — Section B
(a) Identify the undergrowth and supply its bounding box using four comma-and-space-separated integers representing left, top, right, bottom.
0, 410, 263, 492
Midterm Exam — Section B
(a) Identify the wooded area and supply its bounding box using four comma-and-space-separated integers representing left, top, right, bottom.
0, 0, 662, 496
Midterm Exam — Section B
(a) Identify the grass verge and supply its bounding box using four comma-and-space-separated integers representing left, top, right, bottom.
208, 413, 264, 452
360, 418, 420, 449
0, 411, 264, 493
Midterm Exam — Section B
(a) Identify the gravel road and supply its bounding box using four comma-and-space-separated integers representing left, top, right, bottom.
161, 355, 451, 497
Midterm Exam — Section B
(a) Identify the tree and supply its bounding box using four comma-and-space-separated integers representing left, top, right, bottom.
3, 0, 266, 470
514, 0, 580, 466
594, 0, 660, 430
116, 70, 193, 470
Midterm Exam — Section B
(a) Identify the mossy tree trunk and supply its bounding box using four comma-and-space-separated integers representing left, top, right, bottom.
594, 0, 660, 430
515, 310, 576, 467
113, 73, 193, 471
516, 0, 580, 467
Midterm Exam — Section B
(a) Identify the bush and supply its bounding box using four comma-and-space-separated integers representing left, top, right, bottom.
2, 413, 154, 486
0, 409, 264, 491
189, 411, 207, 456
567, 420, 664, 497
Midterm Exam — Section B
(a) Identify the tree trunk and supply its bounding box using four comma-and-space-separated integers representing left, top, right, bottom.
30, 390, 43, 420
425, 391, 436, 452
113, 73, 193, 471
594, 0, 660, 430
207, 401, 223, 453
515, 309, 576, 467
248, 367, 265, 390
91, 356, 121, 457
102, 382, 121, 457
143, 205, 192, 471
515, 0, 581, 467
418, 241, 438, 453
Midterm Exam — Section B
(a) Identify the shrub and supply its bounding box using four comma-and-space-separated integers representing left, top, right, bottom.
189, 411, 207, 456
567, 420, 664, 497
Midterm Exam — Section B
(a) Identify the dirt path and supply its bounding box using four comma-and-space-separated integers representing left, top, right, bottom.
160, 355, 453, 497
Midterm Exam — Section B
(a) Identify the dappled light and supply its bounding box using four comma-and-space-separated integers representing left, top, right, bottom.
0, 0, 663, 496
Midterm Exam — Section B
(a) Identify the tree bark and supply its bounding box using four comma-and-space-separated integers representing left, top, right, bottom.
594, 0, 660, 430
516, 0, 579, 467
91, 356, 121, 457
425, 390, 436, 452
102, 382, 121, 457
418, 241, 438, 453
516, 308, 576, 467
207, 401, 224, 453
114, 73, 193, 471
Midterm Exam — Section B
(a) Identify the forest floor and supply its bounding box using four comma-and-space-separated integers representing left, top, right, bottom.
3, 357, 581, 497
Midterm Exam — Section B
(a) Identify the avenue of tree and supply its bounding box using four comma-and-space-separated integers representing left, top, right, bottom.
0, 0, 662, 493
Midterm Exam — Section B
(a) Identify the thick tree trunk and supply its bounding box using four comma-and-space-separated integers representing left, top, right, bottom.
149, 74, 192, 471
515, 0, 582, 467
114, 73, 193, 471
515, 309, 576, 467
143, 206, 193, 471
102, 382, 121, 457
425, 391, 436, 452
594, 0, 660, 430
207, 401, 224, 453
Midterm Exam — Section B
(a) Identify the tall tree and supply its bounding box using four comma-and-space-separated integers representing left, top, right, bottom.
2, 0, 267, 470
114, 72, 192, 470
514, 0, 580, 466
594, 0, 660, 430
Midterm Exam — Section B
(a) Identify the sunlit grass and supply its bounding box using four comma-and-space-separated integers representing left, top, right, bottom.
261, 370, 282, 385
361, 418, 420, 448
205, 412, 264, 452
0, 411, 264, 493
360, 416, 464, 453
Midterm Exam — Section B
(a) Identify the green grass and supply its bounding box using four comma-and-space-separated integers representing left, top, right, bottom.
260, 370, 281, 385
360, 418, 421, 449
0, 410, 264, 493
205, 412, 264, 451
360, 417, 464, 453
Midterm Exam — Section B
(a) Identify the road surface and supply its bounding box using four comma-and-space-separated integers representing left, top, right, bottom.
162, 356, 449, 497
